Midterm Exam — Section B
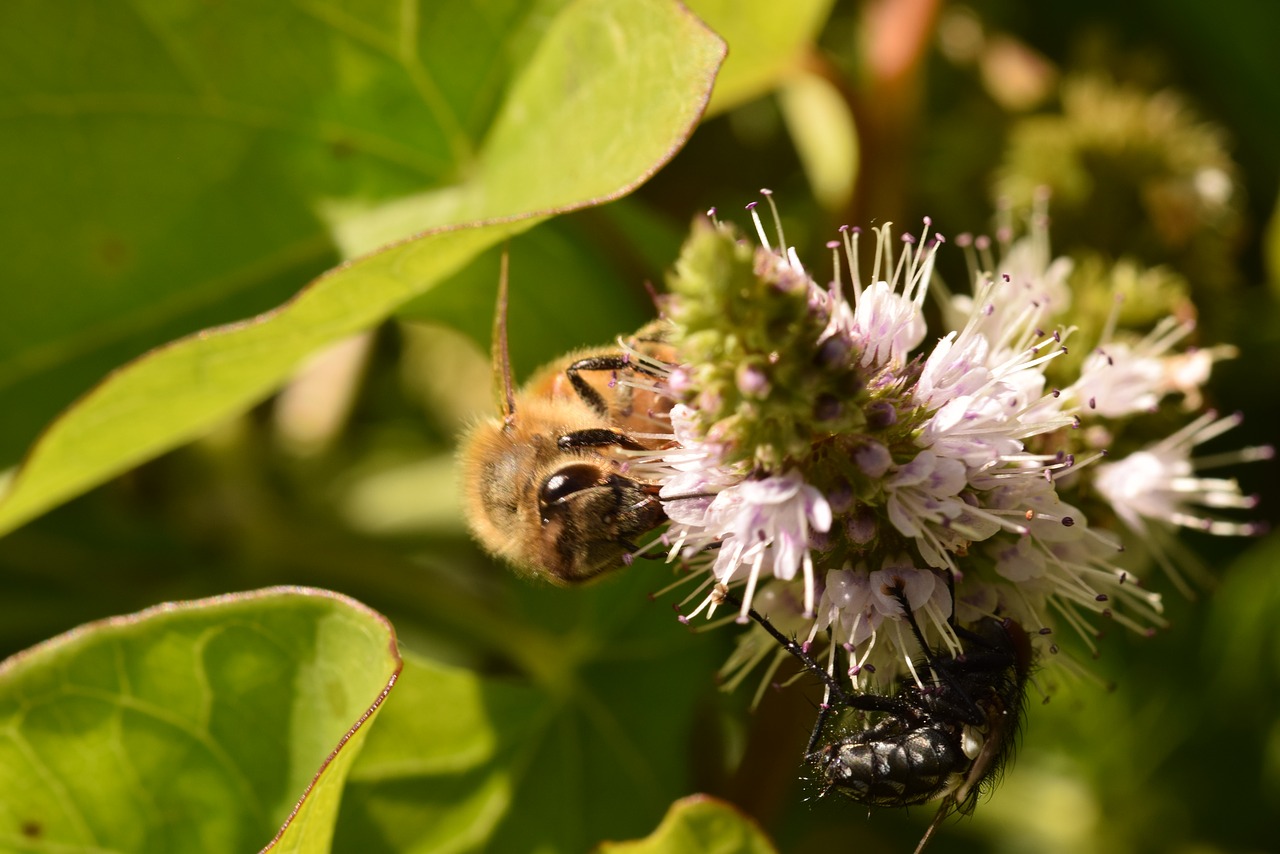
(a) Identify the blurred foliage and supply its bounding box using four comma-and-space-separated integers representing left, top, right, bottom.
1, 0, 1279, 852
995, 75, 1244, 290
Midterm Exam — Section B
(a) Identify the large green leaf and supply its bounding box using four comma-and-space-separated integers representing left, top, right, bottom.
0, 0, 724, 537
0, 586, 401, 853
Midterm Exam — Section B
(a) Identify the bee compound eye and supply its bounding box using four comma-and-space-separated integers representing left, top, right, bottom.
540, 463, 604, 506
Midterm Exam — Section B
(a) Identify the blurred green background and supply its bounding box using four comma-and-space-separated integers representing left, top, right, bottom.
1, 0, 1278, 851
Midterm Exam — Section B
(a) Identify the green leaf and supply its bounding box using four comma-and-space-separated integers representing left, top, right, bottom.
333, 570, 724, 853
0, 586, 401, 853
686, 0, 836, 116
596, 795, 778, 854
0, 0, 725, 537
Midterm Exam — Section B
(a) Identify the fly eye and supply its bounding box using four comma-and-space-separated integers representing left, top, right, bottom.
540, 463, 603, 506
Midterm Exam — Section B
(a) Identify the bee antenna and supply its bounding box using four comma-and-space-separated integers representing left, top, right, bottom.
494, 247, 517, 427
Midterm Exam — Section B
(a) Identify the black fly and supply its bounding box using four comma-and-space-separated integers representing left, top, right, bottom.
721, 576, 1032, 853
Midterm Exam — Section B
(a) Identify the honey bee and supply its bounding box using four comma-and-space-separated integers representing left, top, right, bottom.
460, 253, 677, 583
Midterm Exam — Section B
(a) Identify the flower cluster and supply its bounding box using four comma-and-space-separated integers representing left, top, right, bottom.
635, 192, 1269, 696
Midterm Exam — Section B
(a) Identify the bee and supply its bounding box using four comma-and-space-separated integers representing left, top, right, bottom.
460, 253, 676, 583
729, 579, 1032, 854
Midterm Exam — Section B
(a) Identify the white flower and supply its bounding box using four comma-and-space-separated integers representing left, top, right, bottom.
987, 534, 1046, 582
654, 404, 741, 528
1093, 411, 1271, 594
850, 280, 927, 368
948, 225, 1074, 340
827, 223, 939, 370
676, 470, 832, 621
866, 561, 957, 675
914, 330, 994, 408
884, 450, 972, 570
1067, 316, 1208, 418
1074, 342, 1166, 416
970, 475, 1166, 641
810, 558, 959, 688
814, 566, 878, 648
913, 264, 1074, 474
921, 390, 1034, 469
1095, 411, 1265, 534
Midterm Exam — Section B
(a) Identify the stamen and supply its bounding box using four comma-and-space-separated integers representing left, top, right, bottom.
871, 222, 893, 286
746, 201, 771, 253
760, 188, 788, 256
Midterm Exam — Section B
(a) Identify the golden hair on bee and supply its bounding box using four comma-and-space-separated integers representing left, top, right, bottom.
459, 252, 675, 584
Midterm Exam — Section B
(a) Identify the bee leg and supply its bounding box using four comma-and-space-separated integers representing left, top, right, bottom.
567, 354, 666, 380
565, 355, 664, 417
558, 428, 648, 451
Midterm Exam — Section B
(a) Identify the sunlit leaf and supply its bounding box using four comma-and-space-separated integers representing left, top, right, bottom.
0, 587, 401, 853
596, 795, 777, 854
0, 0, 724, 537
